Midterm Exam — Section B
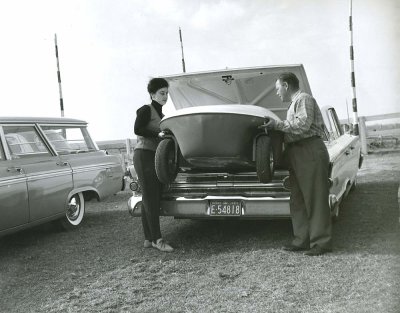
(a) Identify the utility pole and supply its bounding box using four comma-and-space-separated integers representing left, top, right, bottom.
349, 0, 359, 135
54, 34, 65, 117
179, 27, 186, 73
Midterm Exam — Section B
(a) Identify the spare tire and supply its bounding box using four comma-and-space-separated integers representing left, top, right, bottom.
155, 138, 178, 184
256, 135, 274, 183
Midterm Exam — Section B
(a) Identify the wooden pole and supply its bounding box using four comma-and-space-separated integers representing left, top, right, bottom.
125, 138, 132, 165
359, 116, 368, 154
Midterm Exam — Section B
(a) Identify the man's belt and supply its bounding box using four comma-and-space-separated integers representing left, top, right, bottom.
286, 136, 320, 147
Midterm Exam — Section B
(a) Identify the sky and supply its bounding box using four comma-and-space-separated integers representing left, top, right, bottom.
0, 0, 399, 141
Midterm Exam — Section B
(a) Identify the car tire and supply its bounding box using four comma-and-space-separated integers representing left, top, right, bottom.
331, 202, 340, 223
60, 192, 85, 229
155, 138, 178, 184
350, 177, 357, 191
256, 135, 273, 183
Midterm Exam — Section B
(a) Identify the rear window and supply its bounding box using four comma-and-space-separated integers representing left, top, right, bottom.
40, 126, 97, 154
3, 126, 51, 158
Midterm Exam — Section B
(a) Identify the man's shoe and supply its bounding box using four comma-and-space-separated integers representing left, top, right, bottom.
304, 246, 331, 256
143, 240, 152, 248
283, 244, 308, 252
152, 238, 174, 252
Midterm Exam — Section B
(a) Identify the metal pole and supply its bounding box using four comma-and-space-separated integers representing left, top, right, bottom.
179, 27, 186, 73
349, 0, 359, 135
54, 34, 64, 117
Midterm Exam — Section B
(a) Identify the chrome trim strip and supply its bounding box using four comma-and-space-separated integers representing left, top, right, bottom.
72, 164, 117, 174
26, 170, 71, 181
0, 177, 27, 186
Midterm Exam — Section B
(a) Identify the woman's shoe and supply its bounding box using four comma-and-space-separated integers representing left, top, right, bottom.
143, 240, 152, 248
152, 238, 174, 252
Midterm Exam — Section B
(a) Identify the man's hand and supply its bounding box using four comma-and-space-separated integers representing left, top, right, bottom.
259, 117, 276, 131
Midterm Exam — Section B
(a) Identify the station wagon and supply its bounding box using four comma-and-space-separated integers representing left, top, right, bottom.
0, 117, 125, 236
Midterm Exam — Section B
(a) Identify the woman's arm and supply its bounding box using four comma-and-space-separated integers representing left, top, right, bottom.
134, 106, 159, 137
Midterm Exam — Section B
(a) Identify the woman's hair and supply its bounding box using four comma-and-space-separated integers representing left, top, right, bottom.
147, 77, 169, 94
278, 72, 300, 90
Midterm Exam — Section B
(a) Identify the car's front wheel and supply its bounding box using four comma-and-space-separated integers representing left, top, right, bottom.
60, 192, 85, 229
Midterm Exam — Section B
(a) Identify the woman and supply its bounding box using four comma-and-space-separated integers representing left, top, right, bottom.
133, 77, 174, 252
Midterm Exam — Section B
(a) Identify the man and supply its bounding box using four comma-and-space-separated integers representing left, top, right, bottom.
262, 72, 332, 256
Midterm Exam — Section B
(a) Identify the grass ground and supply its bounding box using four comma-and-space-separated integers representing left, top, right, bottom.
0, 152, 399, 313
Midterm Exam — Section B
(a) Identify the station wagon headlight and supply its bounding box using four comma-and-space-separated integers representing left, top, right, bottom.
130, 181, 139, 191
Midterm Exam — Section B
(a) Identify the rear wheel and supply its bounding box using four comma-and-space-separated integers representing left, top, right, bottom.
60, 192, 85, 229
350, 177, 357, 191
155, 138, 178, 184
255, 136, 273, 183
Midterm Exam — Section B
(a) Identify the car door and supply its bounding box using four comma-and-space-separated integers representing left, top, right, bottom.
324, 108, 360, 198
0, 128, 29, 232
40, 125, 124, 199
2, 125, 73, 222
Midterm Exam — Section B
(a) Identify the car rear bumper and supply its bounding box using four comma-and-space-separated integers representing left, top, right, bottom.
128, 195, 290, 219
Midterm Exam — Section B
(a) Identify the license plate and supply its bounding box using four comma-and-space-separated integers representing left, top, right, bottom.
209, 200, 242, 216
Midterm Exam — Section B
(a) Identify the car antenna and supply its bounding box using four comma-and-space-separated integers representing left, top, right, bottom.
349, 0, 359, 135
54, 33, 65, 117
179, 27, 186, 73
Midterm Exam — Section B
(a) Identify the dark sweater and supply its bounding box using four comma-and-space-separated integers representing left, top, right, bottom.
134, 100, 163, 138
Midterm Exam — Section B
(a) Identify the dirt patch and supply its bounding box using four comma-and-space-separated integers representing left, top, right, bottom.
1, 153, 399, 313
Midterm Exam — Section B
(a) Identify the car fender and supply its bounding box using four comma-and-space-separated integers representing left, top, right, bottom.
65, 186, 100, 207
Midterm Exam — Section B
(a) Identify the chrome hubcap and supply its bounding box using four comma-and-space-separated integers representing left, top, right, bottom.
67, 195, 81, 221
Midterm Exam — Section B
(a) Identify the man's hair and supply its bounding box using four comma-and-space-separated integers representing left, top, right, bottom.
277, 72, 300, 90
147, 78, 169, 94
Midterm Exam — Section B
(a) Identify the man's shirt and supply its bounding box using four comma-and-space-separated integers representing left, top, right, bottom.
275, 90, 326, 144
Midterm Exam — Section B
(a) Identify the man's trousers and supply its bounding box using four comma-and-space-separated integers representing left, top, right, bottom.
286, 137, 332, 250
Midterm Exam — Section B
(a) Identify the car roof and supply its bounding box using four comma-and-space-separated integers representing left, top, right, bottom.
0, 116, 87, 125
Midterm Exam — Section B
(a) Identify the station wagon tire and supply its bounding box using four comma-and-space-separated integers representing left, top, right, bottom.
60, 192, 85, 229
155, 138, 178, 184
255, 136, 273, 183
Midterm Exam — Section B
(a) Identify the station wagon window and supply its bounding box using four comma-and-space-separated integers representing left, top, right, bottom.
0, 139, 5, 160
40, 126, 97, 154
3, 126, 51, 158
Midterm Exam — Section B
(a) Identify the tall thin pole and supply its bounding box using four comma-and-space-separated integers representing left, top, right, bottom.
346, 99, 350, 124
349, 0, 359, 135
179, 27, 186, 73
54, 34, 64, 117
